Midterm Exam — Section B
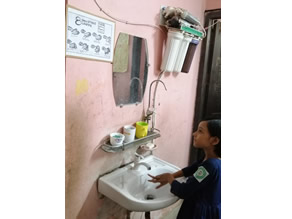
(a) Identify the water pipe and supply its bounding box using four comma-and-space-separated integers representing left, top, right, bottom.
147, 73, 167, 132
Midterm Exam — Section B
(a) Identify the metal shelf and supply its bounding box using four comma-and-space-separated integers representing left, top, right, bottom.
101, 131, 160, 153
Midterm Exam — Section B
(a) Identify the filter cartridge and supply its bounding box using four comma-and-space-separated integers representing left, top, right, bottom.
173, 33, 193, 73
160, 29, 184, 72
181, 38, 200, 73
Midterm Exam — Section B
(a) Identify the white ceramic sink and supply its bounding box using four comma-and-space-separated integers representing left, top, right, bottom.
98, 155, 182, 212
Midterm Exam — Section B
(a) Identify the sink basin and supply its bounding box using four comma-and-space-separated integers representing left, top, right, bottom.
98, 155, 183, 212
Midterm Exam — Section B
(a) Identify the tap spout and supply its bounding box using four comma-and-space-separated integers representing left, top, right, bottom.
148, 79, 167, 110
132, 153, 151, 170
146, 79, 167, 130
133, 162, 151, 171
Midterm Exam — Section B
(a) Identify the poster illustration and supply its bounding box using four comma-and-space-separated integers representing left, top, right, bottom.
66, 6, 115, 62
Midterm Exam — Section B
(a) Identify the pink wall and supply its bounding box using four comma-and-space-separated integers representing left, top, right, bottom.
206, 0, 221, 10
66, 0, 211, 218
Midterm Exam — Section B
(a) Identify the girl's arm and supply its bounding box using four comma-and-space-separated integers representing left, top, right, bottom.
148, 161, 202, 189
171, 161, 219, 199
181, 160, 202, 177
172, 170, 184, 178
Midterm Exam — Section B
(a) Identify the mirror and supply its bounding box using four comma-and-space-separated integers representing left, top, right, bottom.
112, 33, 149, 106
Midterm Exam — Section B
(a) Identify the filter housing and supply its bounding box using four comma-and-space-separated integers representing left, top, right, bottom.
160, 29, 184, 72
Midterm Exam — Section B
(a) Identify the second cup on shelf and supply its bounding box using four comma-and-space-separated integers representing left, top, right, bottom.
123, 125, 136, 143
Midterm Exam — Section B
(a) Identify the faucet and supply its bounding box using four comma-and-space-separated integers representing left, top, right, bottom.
147, 80, 167, 111
132, 153, 151, 170
146, 79, 167, 130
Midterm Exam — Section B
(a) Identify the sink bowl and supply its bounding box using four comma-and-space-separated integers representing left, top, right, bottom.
98, 155, 182, 212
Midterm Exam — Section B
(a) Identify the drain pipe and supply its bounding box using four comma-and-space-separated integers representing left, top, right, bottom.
126, 210, 131, 219
145, 211, 151, 219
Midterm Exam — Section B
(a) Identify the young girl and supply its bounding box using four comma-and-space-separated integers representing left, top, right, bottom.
148, 119, 221, 219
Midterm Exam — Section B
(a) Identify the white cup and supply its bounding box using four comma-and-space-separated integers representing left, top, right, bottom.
110, 133, 125, 147
123, 125, 136, 143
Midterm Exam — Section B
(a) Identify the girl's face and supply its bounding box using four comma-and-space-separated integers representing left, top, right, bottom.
193, 121, 217, 149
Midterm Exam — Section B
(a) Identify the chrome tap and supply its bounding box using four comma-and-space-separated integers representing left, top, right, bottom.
132, 153, 151, 170
146, 79, 167, 130
147, 79, 167, 111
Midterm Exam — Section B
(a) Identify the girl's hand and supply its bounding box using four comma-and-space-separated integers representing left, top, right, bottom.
148, 173, 175, 189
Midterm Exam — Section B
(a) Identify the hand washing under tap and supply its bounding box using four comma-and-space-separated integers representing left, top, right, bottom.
132, 153, 151, 170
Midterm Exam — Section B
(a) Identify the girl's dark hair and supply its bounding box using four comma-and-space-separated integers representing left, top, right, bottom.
205, 119, 221, 157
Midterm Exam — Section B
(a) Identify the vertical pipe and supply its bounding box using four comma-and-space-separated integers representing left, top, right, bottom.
145, 211, 151, 219
126, 210, 131, 219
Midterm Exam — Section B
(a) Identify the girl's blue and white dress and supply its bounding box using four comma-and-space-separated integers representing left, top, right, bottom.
171, 158, 221, 219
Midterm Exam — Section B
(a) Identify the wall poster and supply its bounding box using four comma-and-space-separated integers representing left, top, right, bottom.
66, 6, 115, 62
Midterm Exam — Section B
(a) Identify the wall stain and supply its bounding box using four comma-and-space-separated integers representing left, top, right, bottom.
76, 79, 89, 95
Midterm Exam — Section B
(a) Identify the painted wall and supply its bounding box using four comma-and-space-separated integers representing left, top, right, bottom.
66, 0, 210, 218
206, 0, 221, 10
